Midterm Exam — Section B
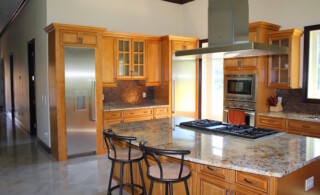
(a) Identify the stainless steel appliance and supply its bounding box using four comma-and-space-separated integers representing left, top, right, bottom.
64, 47, 96, 157
180, 119, 279, 140
224, 74, 257, 126
175, 0, 288, 59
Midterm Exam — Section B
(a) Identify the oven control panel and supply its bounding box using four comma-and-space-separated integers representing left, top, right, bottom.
225, 100, 255, 111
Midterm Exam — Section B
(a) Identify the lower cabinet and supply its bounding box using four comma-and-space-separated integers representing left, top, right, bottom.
198, 173, 229, 195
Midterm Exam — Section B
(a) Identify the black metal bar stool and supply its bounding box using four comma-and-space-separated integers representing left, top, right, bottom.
103, 129, 146, 195
139, 141, 191, 195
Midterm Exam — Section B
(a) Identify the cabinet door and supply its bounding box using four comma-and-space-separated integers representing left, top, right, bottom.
257, 116, 285, 131
224, 59, 240, 69
198, 174, 229, 195
81, 32, 98, 46
185, 41, 197, 50
132, 39, 145, 78
172, 41, 184, 53
61, 30, 80, 45
231, 185, 264, 195
116, 38, 131, 78
101, 36, 116, 87
145, 40, 160, 86
242, 57, 258, 69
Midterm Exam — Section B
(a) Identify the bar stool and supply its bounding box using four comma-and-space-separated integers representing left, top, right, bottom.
139, 141, 191, 195
103, 129, 146, 195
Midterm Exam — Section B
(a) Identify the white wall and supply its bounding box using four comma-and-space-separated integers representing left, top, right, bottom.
47, 0, 184, 36
0, 0, 50, 147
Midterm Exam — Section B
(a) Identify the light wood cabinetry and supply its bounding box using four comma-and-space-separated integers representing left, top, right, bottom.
235, 171, 269, 194
116, 37, 133, 79
172, 40, 197, 53
144, 40, 161, 86
45, 23, 105, 161
197, 173, 229, 195
101, 35, 116, 87
256, 116, 285, 131
267, 29, 303, 89
153, 106, 170, 119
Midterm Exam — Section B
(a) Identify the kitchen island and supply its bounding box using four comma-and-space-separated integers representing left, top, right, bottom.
110, 117, 320, 195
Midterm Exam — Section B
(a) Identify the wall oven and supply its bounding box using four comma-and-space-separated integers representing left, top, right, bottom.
224, 74, 257, 126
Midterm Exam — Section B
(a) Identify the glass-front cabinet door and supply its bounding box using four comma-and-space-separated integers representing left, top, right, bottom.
132, 39, 145, 78
117, 38, 131, 78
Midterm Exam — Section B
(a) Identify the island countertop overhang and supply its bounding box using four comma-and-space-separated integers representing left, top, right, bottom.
110, 117, 320, 178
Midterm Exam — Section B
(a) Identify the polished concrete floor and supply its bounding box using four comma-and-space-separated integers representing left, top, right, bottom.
0, 112, 128, 195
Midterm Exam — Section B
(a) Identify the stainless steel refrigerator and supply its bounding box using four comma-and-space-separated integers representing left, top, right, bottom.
64, 47, 96, 157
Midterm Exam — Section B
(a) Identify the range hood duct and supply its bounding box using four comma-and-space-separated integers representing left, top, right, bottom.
175, 0, 288, 59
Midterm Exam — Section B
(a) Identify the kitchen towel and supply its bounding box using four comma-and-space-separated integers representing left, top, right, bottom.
228, 109, 246, 125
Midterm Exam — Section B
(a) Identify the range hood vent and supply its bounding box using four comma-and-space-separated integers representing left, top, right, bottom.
175, 0, 288, 59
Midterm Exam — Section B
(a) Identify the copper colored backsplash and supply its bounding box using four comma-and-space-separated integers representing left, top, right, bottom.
276, 89, 320, 115
103, 80, 154, 105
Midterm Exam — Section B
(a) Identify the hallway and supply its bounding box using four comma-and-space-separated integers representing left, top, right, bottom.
0, 112, 118, 195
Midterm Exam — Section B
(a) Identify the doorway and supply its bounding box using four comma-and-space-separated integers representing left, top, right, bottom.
10, 54, 15, 119
0, 58, 4, 111
28, 39, 37, 135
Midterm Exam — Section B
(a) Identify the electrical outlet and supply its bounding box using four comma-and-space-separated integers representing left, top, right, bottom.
305, 176, 314, 191
142, 92, 146, 98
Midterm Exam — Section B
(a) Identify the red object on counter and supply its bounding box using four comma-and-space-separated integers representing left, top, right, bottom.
228, 109, 246, 125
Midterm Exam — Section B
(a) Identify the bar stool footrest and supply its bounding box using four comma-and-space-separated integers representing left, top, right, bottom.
109, 183, 145, 195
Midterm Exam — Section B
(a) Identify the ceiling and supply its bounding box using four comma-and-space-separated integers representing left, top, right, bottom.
0, 0, 25, 35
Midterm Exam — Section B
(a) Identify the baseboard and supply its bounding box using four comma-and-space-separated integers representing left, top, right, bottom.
37, 138, 51, 153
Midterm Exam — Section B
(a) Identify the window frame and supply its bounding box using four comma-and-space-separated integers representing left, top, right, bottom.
303, 24, 320, 103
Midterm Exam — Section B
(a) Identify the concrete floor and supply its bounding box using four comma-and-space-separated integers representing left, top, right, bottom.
0, 112, 130, 195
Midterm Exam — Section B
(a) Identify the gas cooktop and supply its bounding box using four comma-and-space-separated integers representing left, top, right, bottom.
179, 119, 279, 139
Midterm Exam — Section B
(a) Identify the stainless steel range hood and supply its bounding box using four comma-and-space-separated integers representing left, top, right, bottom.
175, 0, 288, 59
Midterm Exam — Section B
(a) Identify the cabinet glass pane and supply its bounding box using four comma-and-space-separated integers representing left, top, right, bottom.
139, 66, 144, 76
134, 42, 138, 52
134, 54, 138, 64
119, 64, 124, 76
271, 70, 279, 84
280, 55, 288, 69
134, 66, 138, 75
139, 54, 143, 64
119, 53, 123, 64
125, 65, 130, 76
281, 39, 289, 47
139, 42, 144, 52
124, 53, 129, 64
119, 40, 123, 51
272, 40, 280, 45
280, 70, 289, 83
124, 41, 129, 52
272, 56, 279, 69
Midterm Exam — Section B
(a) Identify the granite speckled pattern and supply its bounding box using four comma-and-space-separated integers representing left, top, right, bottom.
111, 117, 320, 178
259, 112, 320, 123
104, 103, 169, 111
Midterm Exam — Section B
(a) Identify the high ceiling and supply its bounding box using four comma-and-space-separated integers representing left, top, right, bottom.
0, 0, 25, 35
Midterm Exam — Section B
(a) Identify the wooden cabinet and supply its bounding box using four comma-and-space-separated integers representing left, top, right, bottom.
286, 119, 320, 137
61, 30, 98, 46
144, 40, 161, 86
200, 165, 226, 180
101, 35, 116, 87
153, 106, 170, 119
235, 171, 269, 194
257, 116, 285, 131
172, 40, 197, 53
267, 29, 303, 89
115, 38, 146, 79
197, 174, 229, 195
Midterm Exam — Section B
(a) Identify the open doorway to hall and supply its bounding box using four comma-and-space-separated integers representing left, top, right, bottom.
28, 39, 37, 135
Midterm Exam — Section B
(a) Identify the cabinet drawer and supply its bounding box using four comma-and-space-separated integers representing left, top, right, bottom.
104, 111, 123, 120
154, 107, 169, 115
257, 116, 284, 131
235, 171, 269, 193
124, 108, 153, 118
286, 119, 320, 136
123, 116, 153, 123
200, 165, 226, 180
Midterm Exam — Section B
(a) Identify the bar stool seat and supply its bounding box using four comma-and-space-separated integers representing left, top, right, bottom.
149, 163, 190, 180
109, 148, 143, 161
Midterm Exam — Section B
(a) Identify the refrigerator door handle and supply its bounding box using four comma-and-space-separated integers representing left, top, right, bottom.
90, 80, 96, 121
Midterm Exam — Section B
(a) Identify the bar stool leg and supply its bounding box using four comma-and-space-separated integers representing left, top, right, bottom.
149, 180, 154, 195
165, 182, 168, 195
184, 180, 190, 195
120, 162, 124, 195
138, 161, 146, 194
129, 162, 134, 195
107, 161, 115, 195
169, 182, 173, 195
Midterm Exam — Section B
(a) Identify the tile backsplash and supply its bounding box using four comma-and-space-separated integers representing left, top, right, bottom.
276, 89, 320, 115
103, 80, 154, 105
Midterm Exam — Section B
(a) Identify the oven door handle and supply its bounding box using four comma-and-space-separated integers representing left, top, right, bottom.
224, 109, 255, 116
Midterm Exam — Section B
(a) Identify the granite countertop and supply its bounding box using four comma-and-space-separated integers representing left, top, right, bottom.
111, 117, 320, 178
104, 103, 169, 111
259, 112, 320, 123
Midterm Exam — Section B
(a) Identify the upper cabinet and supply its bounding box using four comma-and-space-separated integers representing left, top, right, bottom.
143, 39, 161, 86
61, 30, 98, 46
267, 29, 303, 89
101, 35, 117, 87
172, 40, 197, 53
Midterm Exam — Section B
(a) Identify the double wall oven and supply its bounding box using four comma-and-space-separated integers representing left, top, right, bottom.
223, 74, 257, 126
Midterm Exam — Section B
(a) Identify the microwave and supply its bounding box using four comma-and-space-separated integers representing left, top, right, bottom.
224, 74, 257, 102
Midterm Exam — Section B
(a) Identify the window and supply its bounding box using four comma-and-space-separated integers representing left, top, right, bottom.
303, 24, 320, 103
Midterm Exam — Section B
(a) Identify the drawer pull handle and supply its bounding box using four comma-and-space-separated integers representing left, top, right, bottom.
244, 178, 258, 185
143, 111, 149, 113
207, 166, 219, 172
302, 125, 310, 129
